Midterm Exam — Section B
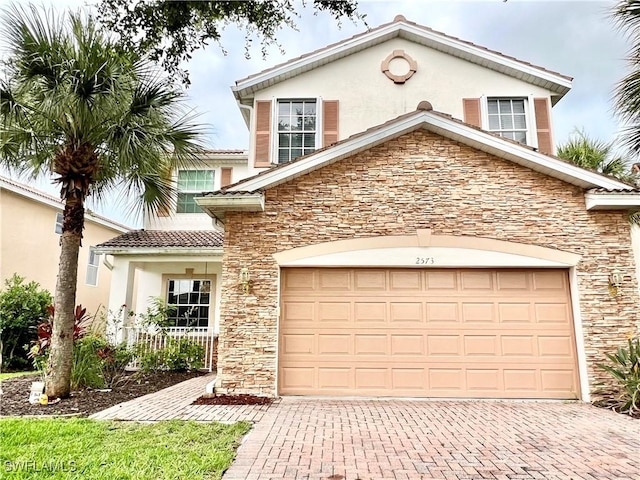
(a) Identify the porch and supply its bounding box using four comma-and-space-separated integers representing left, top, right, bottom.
125, 326, 219, 372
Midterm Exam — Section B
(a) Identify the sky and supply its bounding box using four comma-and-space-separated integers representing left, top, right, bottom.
0, 0, 632, 227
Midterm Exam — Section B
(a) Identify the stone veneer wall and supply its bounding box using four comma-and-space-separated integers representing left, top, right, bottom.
216, 131, 640, 396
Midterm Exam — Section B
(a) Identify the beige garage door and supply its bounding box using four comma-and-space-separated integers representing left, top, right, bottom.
279, 268, 579, 399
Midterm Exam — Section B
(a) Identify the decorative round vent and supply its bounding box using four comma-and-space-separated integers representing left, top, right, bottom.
381, 49, 417, 84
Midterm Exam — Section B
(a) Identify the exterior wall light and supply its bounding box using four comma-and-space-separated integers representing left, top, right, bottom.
608, 270, 624, 297
610, 271, 624, 288
240, 268, 250, 294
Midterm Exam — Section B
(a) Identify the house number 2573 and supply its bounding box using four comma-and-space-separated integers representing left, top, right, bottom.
415, 257, 435, 265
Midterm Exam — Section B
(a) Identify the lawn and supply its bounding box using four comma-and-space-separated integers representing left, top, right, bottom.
0, 418, 251, 480
0, 371, 38, 381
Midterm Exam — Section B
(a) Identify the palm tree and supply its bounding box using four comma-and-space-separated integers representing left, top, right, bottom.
613, 1, 640, 153
557, 129, 631, 180
0, 5, 204, 398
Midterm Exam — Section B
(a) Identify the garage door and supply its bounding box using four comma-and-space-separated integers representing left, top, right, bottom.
279, 268, 579, 399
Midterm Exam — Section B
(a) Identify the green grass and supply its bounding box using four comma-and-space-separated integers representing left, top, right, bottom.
0, 419, 251, 479
0, 371, 38, 381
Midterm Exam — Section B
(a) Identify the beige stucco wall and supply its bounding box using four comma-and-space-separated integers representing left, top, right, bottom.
249, 37, 554, 169
0, 189, 124, 318
145, 161, 250, 231
217, 130, 640, 397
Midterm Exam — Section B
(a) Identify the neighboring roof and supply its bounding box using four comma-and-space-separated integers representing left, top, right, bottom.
233, 15, 573, 107
0, 175, 130, 233
97, 230, 223, 249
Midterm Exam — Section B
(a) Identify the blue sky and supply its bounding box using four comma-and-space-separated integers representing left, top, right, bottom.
0, 0, 630, 227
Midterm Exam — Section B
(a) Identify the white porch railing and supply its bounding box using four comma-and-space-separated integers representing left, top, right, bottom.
124, 326, 218, 372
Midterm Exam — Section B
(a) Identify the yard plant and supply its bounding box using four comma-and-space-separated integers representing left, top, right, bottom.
0, 274, 52, 372
0, 5, 203, 398
0, 418, 250, 480
598, 335, 640, 415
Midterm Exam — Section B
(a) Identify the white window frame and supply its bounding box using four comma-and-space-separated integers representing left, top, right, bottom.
480, 95, 538, 150
85, 247, 100, 287
166, 278, 212, 328
176, 169, 215, 214
271, 97, 323, 165
54, 212, 63, 235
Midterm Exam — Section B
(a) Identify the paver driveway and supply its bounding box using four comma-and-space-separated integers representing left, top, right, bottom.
223, 398, 640, 480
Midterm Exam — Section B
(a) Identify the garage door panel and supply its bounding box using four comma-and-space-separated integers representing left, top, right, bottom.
391, 335, 425, 355
535, 304, 571, 323
282, 302, 315, 323
390, 270, 422, 290
318, 368, 351, 389
354, 269, 387, 290
466, 370, 501, 391
425, 271, 457, 289
426, 302, 459, 322
354, 302, 386, 322
496, 271, 529, 290
354, 334, 388, 355
279, 268, 578, 399
461, 303, 496, 323
498, 303, 532, 323
318, 270, 350, 290
460, 271, 494, 290
389, 302, 423, 322
318, 334, 351, 355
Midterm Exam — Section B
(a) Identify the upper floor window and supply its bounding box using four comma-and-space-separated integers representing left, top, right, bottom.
85, 247, 100, 286
177, 170, 214, 213
487, 98, 528, 144
277, 99, 317, 164
54, 212, 63, 234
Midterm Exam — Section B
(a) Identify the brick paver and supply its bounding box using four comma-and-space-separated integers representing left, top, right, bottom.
223, 398, 640, 480
89, 375, 275, 423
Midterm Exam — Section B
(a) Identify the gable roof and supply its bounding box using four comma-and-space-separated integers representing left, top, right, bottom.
0, 175, 130, 233
196, 102, 640, 221
233, 15, 573, 108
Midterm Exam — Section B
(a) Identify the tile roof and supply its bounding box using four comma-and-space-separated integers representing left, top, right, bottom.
587, 187, 640, 194
211, 104, 633, 195
97, 230, 223, 249
235, 15, 572, 95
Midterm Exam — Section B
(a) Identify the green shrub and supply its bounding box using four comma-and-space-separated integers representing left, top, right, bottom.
71, 336, 106, 390
137, 337, 204, 373
0, 274, 52, 371
598, 336, 640, 415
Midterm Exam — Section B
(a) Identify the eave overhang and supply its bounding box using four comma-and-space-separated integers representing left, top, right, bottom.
232, 19, 572, 106
94, 247, 224, 256
195, 192, 265, 222
585, 192, 640, 210
225, 109, 633, 194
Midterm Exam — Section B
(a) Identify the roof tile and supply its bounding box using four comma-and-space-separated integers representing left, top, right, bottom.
98, 230, 223, 249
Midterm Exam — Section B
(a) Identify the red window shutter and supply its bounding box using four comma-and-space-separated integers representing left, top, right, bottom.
534, 97, 553, 155
463, 98, 482, 127
254, 100, 272, 167
323, 100, 339, 148
220, 167, 233, 188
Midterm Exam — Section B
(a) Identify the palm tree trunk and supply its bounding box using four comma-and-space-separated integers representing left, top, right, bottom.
45, 197, 84, 398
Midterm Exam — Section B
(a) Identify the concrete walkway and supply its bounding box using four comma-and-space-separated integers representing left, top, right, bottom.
223, 398, 640, 480
89, 375, 274, 423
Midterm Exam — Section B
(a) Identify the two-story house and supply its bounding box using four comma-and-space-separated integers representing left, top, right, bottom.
0, 175, 129, 318
98, 16, 640, 400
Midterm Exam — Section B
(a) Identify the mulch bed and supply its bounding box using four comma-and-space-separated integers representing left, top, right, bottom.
192, 394, 274, 406
0, 371, 203, 418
